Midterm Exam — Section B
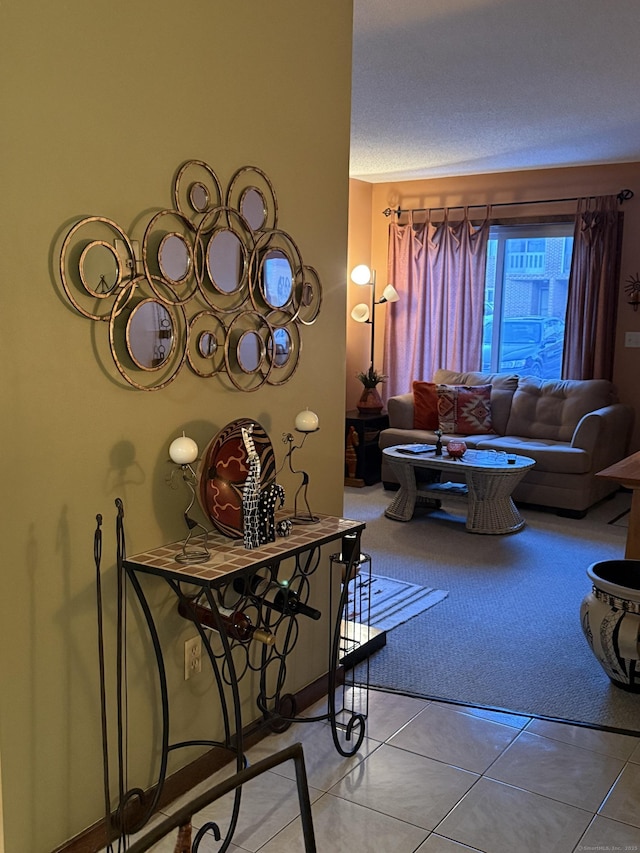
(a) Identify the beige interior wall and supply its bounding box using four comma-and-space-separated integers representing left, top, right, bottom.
346, 179, 374, 409
0, 2, 353, 850
0, 752, 4, 853
347, 163, 640, 450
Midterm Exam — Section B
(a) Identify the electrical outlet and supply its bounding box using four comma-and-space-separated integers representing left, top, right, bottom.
184, 636, 202, 680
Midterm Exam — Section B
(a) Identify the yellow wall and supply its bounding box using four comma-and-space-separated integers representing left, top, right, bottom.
0, 2, 353, 850
346, 179, 374, 408
0, 752, 3, 853
347, 164, 640, 448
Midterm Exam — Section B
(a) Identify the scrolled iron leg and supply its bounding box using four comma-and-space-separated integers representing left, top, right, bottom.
327, 534, 367, 757
124, 743, 316, 853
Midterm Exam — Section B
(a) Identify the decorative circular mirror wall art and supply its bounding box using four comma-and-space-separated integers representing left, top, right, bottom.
58, 161, 322, 391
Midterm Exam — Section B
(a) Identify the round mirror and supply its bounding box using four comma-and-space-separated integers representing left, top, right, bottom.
268, 327, 291, 367
207, 230, 245, 294
301, 280, 314, 307
158, 233, 191, 284
189, 181, 210, 213
198, 331, 218, 359
126, 300, 174, 369
262, 249, 292, 308
294, 265, 322, 326
237, 330, 263, 373
241, 187, 267, 231
80, 241, 120, 296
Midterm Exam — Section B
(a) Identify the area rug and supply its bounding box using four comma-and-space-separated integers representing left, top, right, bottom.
346, 572, 448, 631
344, 484, 640, 734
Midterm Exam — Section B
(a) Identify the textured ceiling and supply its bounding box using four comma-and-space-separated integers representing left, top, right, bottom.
350, 0, 640, 183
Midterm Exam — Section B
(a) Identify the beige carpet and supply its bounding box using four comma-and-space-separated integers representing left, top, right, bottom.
344, 485, 640, 733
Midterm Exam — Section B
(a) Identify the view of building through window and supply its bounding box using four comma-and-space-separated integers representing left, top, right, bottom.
481, 222, 574, 379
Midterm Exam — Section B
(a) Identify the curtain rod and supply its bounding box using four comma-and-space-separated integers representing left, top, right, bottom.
382, 188, 634, 217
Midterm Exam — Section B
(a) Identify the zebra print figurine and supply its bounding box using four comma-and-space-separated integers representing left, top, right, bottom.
259, 481, 286, 544
241, 425, 261, 550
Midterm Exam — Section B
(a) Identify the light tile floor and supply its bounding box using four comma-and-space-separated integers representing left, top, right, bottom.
128, 687, 640, 853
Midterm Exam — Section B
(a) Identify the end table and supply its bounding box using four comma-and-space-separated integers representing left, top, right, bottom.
344, 410, 390, 487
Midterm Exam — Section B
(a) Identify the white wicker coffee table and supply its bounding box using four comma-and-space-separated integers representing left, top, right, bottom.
383, 445, 536, 534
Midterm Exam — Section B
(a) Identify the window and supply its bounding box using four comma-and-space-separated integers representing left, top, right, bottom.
482, 222, 573, 380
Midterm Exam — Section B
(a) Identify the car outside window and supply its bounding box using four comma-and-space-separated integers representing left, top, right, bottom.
482, 222, 573, 381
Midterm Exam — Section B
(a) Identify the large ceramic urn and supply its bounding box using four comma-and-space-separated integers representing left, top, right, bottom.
580, 559, 640, 692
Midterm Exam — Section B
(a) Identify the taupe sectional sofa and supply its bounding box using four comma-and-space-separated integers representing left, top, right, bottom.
379, 369, 635, 516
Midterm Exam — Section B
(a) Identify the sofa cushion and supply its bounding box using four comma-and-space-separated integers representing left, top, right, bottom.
437, 384, 494, 434
379, 426, 437, 453
474, 435, 592, 474
505, 377, 617, 442
387, 393, 415, 430
412, 381, 439, 430
433, 370, 518, 435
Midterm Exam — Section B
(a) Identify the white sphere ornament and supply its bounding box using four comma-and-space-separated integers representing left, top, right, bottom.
295, 409, 319, 433
169, 434, 199, 465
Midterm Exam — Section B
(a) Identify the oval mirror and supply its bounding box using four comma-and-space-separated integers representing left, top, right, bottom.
237, 330, 263, 373
262, 249, 292, 308
126, 300, 174, 369
80, 241, 120, 296
158, 233, 190, 284
198, 330, 218, 359
268, 327, 291, 367
207, 230, 245, 294
189, 181, 209, 213
241, 187, 267, 231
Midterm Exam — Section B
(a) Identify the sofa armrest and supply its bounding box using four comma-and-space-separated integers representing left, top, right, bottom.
387, 393, 415, 430
571, 404, 635, 469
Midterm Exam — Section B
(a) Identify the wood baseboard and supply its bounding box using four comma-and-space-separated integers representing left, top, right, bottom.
344, 476, 365, 487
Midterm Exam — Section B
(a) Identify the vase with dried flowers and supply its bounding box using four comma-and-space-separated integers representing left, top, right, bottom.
356, 367, 387, 414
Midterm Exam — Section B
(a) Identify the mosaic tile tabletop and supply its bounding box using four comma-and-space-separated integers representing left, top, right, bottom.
124, 514, 365, 587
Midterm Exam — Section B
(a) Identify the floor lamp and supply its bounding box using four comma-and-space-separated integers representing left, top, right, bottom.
350, 264, 399, 371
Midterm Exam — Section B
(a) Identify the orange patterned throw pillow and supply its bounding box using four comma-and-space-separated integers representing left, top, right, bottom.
412, 381, 439, 430
436, 384, 494, 435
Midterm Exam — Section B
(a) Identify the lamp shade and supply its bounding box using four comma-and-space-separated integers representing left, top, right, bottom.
350, 264, 373, 286
381, 284, 399, 303
351, 303, 370, 323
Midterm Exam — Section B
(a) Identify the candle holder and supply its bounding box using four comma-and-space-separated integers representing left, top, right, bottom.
278, 410, 320, 524
168, 433, 210, 563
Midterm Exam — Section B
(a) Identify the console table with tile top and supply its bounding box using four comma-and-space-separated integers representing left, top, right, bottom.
118, 511, 369, 843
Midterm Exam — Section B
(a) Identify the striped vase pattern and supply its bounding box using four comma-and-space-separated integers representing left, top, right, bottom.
580, 559, 640, 692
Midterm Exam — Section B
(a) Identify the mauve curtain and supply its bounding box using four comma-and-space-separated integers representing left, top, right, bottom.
383, 209, 490, 399
563, 195, 622, 380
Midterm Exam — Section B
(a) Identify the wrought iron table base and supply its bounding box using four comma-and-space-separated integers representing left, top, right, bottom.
112, 510, 368, 848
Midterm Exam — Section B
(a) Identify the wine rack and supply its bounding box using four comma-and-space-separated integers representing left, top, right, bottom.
118, 510, 369, 848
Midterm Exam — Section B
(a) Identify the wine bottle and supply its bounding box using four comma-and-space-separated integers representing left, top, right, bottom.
178, 597, 276, 645
263, 587, 322, 621
341, 561, 361, 584
232, 574, 321, 620
232, 571, 270, 598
